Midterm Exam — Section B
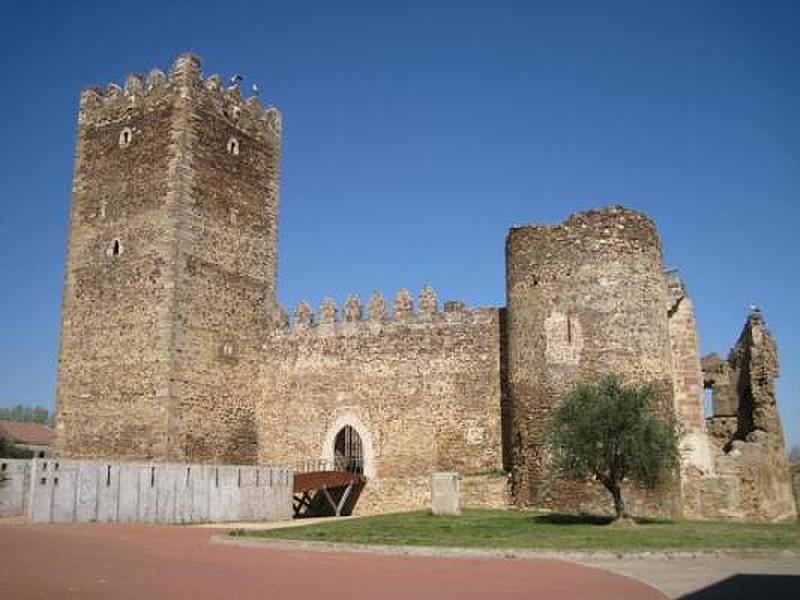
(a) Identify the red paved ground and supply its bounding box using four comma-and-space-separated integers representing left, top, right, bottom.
0, 523, 666, 599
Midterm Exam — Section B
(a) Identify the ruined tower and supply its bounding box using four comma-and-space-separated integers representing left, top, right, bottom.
55, 54, 282, 463
691, 311, 798, 521
505, 206, 680, 515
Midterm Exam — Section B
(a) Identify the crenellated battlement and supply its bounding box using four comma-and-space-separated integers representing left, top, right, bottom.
59, 52, 282, 465
78, 53, 281, 142
273, 286, 493, 337
57, 52, 795, 521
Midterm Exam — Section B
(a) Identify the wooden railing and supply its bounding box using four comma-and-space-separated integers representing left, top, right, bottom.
291, 456, 363, 475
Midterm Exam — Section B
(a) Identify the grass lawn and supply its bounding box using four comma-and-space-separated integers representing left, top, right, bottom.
244, 509, 800, 551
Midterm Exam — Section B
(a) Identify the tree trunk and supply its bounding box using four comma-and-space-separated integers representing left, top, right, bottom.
610, 484, 627, 520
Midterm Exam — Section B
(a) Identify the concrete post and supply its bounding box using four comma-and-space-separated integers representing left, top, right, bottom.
431, 472, 460, 516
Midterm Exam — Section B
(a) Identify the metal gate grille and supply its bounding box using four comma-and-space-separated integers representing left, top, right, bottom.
334, 425, 364, 474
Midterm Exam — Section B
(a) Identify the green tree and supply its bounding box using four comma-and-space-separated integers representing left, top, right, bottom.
0, 404, 52, 425
0, 434, 33, 459
547, 377, 680, 521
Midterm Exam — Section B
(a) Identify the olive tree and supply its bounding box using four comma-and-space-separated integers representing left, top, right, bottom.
547, 377, 680, 521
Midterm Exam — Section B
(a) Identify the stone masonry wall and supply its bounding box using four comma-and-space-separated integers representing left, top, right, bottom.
55, 54, 796, 523
167, 55, 281, 464
665, 272, 716, 517
56, 55, 281, 464
255, 288, 508, 514
55, 64, 178, 459
505, 206, 681, 517
684, 312, 797, 521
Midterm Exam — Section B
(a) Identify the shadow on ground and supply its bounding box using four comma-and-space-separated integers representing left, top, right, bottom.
529, 514, 672, 526
679, 574, 800, 599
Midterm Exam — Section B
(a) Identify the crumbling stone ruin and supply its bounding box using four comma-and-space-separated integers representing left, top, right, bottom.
54, 54, 796, 521
684, 311, 797, 521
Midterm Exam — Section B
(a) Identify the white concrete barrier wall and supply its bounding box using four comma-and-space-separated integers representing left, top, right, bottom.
26, 459, 293, 524
0, 459, 32, 517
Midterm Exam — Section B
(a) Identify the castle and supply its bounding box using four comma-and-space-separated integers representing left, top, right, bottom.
54, 54, 796, 520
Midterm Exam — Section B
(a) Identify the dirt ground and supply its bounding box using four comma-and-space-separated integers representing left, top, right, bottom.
0, 522, 665, 599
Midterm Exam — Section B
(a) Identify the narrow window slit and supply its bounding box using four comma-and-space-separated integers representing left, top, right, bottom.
119, 128, 133, 147
107, 239, 122, 258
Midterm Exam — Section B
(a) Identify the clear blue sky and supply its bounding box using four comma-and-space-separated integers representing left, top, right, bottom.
0, 0, 797, 448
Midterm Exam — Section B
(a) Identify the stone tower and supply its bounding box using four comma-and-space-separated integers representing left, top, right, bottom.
505, 206, 680, 515
55, 54, 282, 463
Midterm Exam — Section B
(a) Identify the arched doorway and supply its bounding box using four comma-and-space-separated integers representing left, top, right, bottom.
334, 425, 364, 474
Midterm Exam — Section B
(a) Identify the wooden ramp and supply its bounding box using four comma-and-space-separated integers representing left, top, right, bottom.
293, 471, 366, 518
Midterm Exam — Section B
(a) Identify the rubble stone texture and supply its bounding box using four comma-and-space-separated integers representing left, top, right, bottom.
506, 208, 681, 516
256, 306, 507, 513
55, 55, 796, 520
56, 54, 280, 465
684, 311, 797, 521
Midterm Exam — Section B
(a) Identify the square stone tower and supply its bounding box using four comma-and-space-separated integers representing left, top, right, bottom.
55, 54, 282, 463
